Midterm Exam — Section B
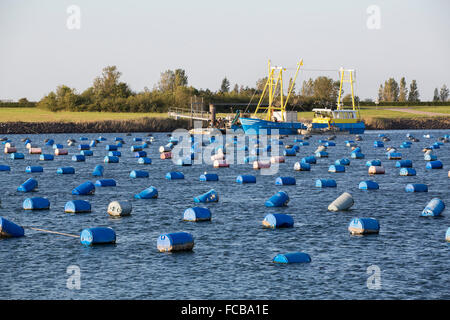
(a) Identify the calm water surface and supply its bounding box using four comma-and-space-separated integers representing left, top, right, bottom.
0, 129, 449, 300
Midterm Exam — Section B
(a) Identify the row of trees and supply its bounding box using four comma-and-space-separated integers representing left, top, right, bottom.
377, 78, 420, 103
433, 85, 449, 102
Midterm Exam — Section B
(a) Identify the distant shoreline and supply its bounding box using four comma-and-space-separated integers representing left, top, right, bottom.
0, 117, 449, 134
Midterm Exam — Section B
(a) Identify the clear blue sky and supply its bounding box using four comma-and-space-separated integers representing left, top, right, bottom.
1, 0, 449, 101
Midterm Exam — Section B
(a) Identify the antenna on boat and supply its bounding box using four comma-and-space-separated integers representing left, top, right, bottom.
337, 68, 360, 117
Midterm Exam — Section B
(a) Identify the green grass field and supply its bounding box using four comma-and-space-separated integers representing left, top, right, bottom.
0, 106, 448, 123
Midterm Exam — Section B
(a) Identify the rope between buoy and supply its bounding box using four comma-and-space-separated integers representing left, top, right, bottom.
24, 227, 79, 238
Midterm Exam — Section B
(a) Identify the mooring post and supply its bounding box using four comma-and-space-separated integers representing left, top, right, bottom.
209, 103, 216, 126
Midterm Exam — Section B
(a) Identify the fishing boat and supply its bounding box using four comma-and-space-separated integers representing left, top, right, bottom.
239, 60, 307, 135
311, 68, 365, 134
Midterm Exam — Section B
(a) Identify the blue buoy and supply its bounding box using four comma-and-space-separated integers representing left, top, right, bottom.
39, 154, 54, 161
57, 167, 75, 174
335, 158, 350, 166
183, 207, 212, 222
315, 151, 328, 158
325, 141, 336, 147
166, 172, 184, 180
421, 198, 445, 217
315, 179, 337, 188
373, 141, 384, 147
45, 139, 55, 146
80, 150, 93, 156
0, 217, 25, 238
95, 179, 117, 187
138, 157, 152, 164
395, 160, 413, 168
72, 155, 85, 162
104, 156, 119, 163
399, 168, 416, 176
157, 232, 194, 252
359, 180, 379, 190
405, 183, 428, 193
283, 148, 296, 156
244, 156, 258, 164
176, 157, 192, 166
25, 166, 43, 173
301, 156, 316, 164
133, 137, 142, 142
92, 165, 104, 176
199, 173, 219, 181
134, 186, 158, 199
23, 197, 50, 210
17, 178, 38, 192
351, 152, 365, 159
72, 181, 95, 195
78, 144, 90, 150
89, 140, 96, 148
387, 152, 402, 160
108, 151, 121, 157
80, 227, 116, 246
10, 153, 24, 160
328, 165, 345, 173
275, 176, 296, 185
79, 137, 88, 141
426, 160, 443, 169
105, 145, 118, 151
273, 252, 311, 264
236, 175, 256, 184
293, 162, 311, 171
52, 144, 63, 149
135, 151, 147, 158
265, 191, 289, 207
130, 145, 143, 152
0, 165, 11, 171
299, 141, 309, 146
262, 213, 294, 228
348, 217, 380, 235
130, 170, 149, 178
424, 154, 437, 161
64, 200, 91, 213
194, 189, 218, 203
366, 159, 381, 167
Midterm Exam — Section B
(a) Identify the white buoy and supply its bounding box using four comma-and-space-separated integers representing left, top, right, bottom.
328, 192, 354, 212
107, 201, 132, 217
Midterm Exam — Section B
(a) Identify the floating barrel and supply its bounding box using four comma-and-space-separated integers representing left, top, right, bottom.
4, 142, 14, 148
0, 165, 11, 171
72, 155, 85, 162
430, 144, 440, 149
10, 152, 24, 159
315, 151, 328, 158
424, 154, 437, 161
293, 162, 311, 171
23, 197, 50, 210
29, 148, 42, 154
53, 143, 63, 149
46, 139, 55, 146
55, 167, 74, 175
200, 173, 219, 181
387, 152, 402, 160
399, 168, 416, 176
131, 145, 144, 152
366, 159, 381, 167
265, 191, 289, 207
271, 156, 285, 163
273, 252, 311, 264
25, 143, 37, 149
346, 142, 357, 148
89, 140, 96, 148
236, 175, 256, 184
253, 160, 271, 169
325, 141, 336, 147
348, 217, 380, 235
421, 198, 445, 217
107, 200, 132, 217
108, 151, 121, 157
176, 157, 192, 166
54, 149, 68, 156
301, 156, 316, 164
115, 137, 123, 141
294, 138, 303, 142
335, 158, 350, 166
80, 150, 93, 156
395, 160, 412, 168
72, 181, 95, 195
17, 178, 38, 192
426, 160, 443, 169
275, 176, 296, 185
79, 137, 88, 141
400, 143, 411, 149
183, 207, 212, 222
244, 156, 258, 164
213, 160, 229, 168
373, 141, 384, 147
138, 157, 152, 165
134, 186, 158, 199
105, 145, 117, 151
80, 227, 116, 246
159, 144, 172, 153
157, 232, 194, 252
65, 200, 91, 213
166, 171, 184, 180
328, 192, 354, 211
262, 213, 294, 228
0, 217, 24, 238
446, 228, 450, 242
368, 166, 385, 175
405, 183, 428, 192
104, 156, 119, 163
352, 147, 361, 153
299, 141, 309, 146
130, 170, 149, 178
133, 137, 142, 142
160, 152, 172, 160
115, 141, 123, 147
283, 148, 296, 156
39, 154, 54, 161
25, 166, 43, 173
78, 144, 90, 150
359, 180, 379, 190
95, 179, 117, 187
135, 151, 147, 158
315, 179, 337, 188
194, 189, 218, 203
328, 165, 345, 173
351, 152, 365, 159
92, 165, 104, 177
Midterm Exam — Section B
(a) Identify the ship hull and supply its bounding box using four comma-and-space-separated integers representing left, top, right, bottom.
312, 121, 365, 134
240, 118, 307, 135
